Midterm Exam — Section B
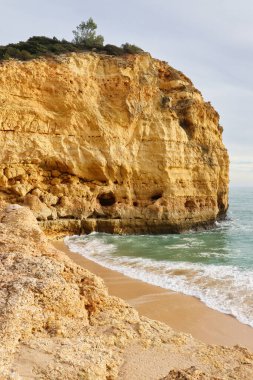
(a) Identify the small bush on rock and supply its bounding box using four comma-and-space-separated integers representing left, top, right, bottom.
104, 44, 124, 56
122, 43, 143, 54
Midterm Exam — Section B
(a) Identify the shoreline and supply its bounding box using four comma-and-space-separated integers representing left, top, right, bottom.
53, 240, 253, 351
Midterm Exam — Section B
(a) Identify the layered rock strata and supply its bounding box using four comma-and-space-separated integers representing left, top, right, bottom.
0, 53, 229, 234
1, 204, 253, 380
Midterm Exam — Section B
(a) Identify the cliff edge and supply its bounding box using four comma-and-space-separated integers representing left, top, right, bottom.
0, 52, 229, 234
1, 204, 252, 380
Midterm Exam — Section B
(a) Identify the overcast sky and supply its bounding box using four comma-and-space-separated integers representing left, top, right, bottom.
1, 0, 252, 187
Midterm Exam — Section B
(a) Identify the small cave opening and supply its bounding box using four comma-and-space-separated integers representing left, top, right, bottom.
151, 193, 163, 201
98, 191, 116, 207
179, 118, 195, 139
179, 119, 191, 130
185, 199, 196, 211
133, 201, 138, 207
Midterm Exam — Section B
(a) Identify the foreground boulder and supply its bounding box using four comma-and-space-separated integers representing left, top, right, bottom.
0, 205, 253, 379
0, 52, 229, 234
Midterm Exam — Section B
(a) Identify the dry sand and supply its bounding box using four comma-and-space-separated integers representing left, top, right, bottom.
53, 240, 253, 351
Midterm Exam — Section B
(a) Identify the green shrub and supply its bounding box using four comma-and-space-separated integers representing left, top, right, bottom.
19, 50, 34, 60
0, 36, 80, 62
104, 44, 124, 56
72, 18, 104, 47
121, 43, 143, 54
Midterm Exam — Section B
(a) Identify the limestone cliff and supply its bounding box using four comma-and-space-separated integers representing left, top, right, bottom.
1, 204, 253, 380
0, 52, 229, 234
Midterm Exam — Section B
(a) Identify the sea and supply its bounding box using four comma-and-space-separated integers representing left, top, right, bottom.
65, 187, 253, 328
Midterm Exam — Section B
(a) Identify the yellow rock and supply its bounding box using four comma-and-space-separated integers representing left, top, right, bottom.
0, 205, 252, 380
51, 170, 61, 177
4, 167, 26, 179
0, 52, 229, 234
0, 175, 8, 187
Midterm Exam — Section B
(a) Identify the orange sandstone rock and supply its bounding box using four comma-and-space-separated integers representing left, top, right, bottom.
0, 206, 253, 379
0, 53, 229, 234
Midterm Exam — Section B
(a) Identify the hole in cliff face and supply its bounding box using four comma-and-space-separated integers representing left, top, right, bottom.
151, 193, 163, 201
185, 199, 196, 211
133, 201, 138, 207
98, 192, 116, 207
179, 119, 191, 130
179, 118, 194, 138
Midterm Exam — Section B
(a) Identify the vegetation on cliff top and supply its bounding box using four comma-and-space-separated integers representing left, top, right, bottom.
0, 17, 143, 62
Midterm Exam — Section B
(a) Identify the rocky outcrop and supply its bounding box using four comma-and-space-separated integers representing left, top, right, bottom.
1, 204, 253, 380
0, 53, 229, 234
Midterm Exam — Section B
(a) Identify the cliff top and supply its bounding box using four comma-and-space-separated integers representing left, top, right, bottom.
0, 34, 144, 62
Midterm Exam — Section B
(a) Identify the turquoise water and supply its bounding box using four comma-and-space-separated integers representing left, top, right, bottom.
65, 187, 253, 327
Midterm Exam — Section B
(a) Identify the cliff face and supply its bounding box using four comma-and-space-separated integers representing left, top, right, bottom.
0, 53, 229, 234
1, 205, 253, 379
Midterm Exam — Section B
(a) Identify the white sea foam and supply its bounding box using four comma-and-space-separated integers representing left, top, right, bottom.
65, 234, 253, 328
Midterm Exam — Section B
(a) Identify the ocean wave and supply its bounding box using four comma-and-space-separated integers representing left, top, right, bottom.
65, 234, 253, 328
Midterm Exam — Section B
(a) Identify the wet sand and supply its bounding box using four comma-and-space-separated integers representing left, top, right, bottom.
53, 240, 253, 351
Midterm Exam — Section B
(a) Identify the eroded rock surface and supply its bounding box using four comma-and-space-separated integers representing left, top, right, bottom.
0, 205, 253, 380
0, 53, 229, 234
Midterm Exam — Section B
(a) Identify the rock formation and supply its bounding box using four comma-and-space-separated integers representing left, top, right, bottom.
0, 52, 229, 235
1, 204, 253, 380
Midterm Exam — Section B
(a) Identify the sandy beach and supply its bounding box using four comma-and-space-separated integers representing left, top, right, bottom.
53, 240, 253, 351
